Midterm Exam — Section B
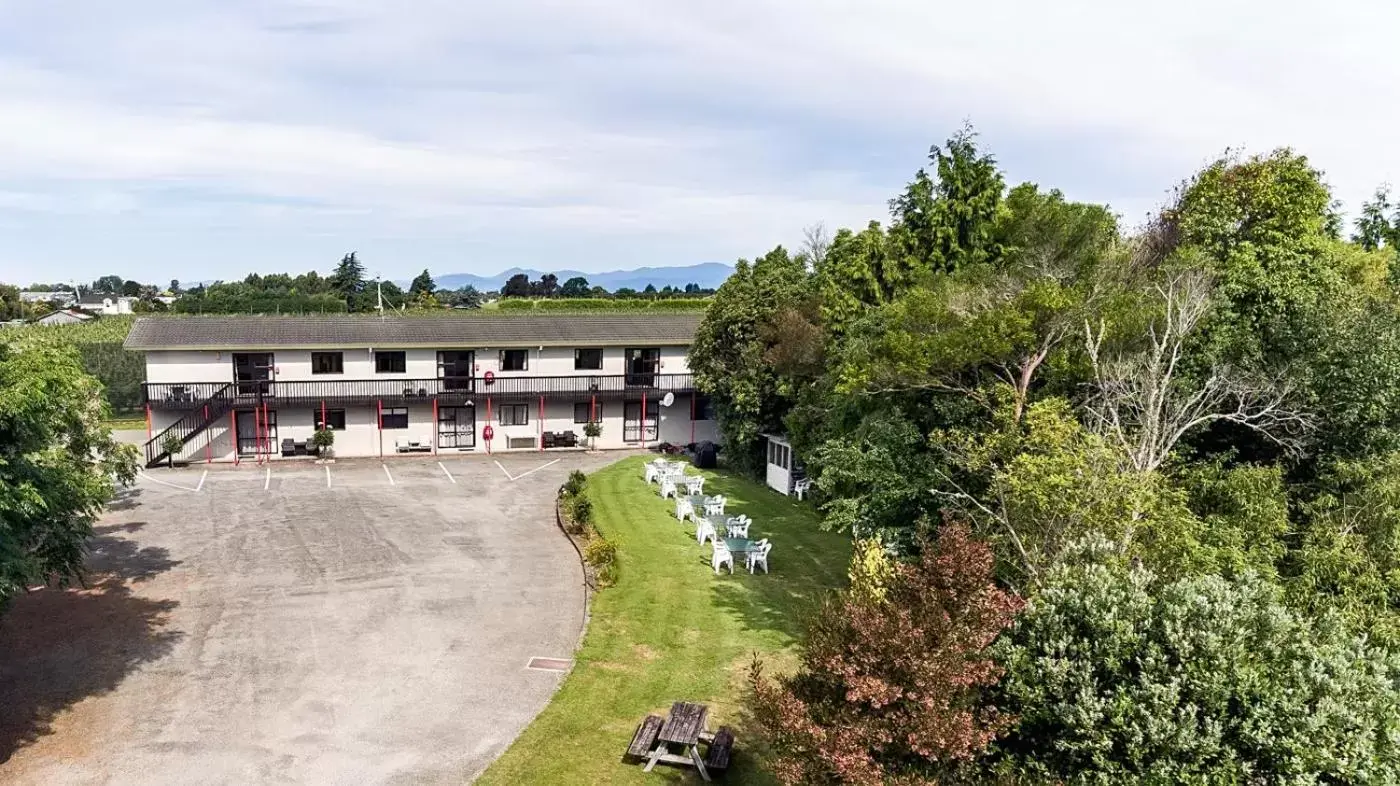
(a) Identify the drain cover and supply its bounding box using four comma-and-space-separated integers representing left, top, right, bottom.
526, 657, 572, 672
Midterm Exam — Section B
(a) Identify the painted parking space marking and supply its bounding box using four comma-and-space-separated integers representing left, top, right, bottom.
137, 470, 201, 493
264, 467, 271, 491
326, 464, 332, 489
383, 464, 396, 485
195, 469, 208, 492
438, 461, 457, 484
494, 458, 562, 482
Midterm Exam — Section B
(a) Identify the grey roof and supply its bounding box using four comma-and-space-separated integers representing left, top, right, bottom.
124, 313, 704, 350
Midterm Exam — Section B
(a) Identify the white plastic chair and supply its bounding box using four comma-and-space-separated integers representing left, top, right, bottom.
675, 498, 694, 521
711, 542, 734, 575
704, 495, 726, 517
727, 518, 750, 538
794, 478, 813, 500
685, 476, 705, 495
645, 465, 662, 484
748, 541, 773, 574
660, 480, 678, 499
696, 519, 717, 545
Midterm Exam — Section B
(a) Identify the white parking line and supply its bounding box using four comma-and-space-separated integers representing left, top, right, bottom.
137, 471, 200, 493
264, 467, 271, 491
438, 461, 456, 484
383, 464, 395, 485
495, 460, 515, 481
325, 464, 332, 489
511, 459, 561, 481
195, 469, 208, 492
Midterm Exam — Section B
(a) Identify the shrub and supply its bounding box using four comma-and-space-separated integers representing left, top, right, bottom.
582, 531, 617, 585
750, 521, 1023, 785
562, 469, 588, 497
160, 433, 184, 466
990, 537, 1400, 784
311, 427, 335, 454
562, 494, 592, 535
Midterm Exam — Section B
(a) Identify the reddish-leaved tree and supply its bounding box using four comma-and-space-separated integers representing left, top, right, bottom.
751, 521, 1023, 785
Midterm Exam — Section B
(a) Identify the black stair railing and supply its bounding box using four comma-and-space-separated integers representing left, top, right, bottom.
142, 382, 236, 467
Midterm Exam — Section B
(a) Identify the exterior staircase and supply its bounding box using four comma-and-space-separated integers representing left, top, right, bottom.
143, 383, 237, 467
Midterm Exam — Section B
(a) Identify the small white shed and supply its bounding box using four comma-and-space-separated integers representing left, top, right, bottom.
764, 434, 795, 495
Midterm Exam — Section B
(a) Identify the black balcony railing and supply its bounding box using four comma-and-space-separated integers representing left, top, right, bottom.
144, 373, 697, 409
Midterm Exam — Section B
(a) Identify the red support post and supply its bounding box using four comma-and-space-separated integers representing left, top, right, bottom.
377, 400, 383, 458
486, 396, 493, 455
432, 398, 439, 455
231, 410, 239, 466
253, 403, 262, 464
590, 394, 596, 422
690, 394, 696, 445
321, 400, 327, 431
263, 401, 270, 463
204, 405, 212, 463
145, 403, 152, 440
538, 395, 545, 451
641, 392, 648, 447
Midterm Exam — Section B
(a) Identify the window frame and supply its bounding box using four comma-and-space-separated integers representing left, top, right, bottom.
573, 402, 593, 424
499, 348, 529, 372
380, 407, 409, 429
311, 351, 344, 375
693, 395, 714, 421
574, 348, 604, 371
499, 403, 529, 426
375, 351, 407, 374
313, 408, 347, 431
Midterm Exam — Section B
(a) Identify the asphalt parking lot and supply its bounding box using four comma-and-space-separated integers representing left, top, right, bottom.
0, 452, 621, 785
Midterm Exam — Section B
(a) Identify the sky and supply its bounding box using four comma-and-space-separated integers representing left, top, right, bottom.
0, 1, 1394, 285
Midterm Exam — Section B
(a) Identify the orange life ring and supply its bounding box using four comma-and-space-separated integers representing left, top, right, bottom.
484, 370, 495, 384
482, 425, 495, 441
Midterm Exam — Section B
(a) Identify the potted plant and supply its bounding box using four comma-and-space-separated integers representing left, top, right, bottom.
582, 420, 602, 453
312, 427, 336, 462
161, 433, 183, 469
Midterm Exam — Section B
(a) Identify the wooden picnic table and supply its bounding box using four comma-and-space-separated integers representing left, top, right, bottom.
644, 701, 714, 781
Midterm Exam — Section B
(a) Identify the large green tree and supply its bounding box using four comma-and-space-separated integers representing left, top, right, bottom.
689, 246, 810, 475
0, 341, 138, 606
408, 268, 436, 296
328, 252, 366, 305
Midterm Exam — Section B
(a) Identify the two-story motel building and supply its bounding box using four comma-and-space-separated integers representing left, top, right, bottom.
125, 313, 718, 468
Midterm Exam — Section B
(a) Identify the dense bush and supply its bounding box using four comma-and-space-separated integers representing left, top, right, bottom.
991, 540, 1400, 784
562, 495, 593, 535
562, 469, 588, 497
0, 317, 143, 415
582, 530, 617, 585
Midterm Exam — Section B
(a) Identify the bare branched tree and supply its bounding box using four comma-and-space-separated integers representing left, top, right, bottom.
1081, 269, 1311, 475
800, 223, 831, 270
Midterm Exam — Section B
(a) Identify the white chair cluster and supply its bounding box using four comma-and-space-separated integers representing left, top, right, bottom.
711, 540, 734, 575
725, 515, 751, 538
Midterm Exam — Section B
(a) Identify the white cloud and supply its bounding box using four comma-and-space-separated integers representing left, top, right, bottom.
0, 0, 1396, 279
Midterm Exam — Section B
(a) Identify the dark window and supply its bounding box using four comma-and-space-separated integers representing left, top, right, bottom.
311, 352, 344, 374
499, 404, 529, 426
437, 350, 474, 391
500, 349, 528, 371
625, 347, 661, 385
375, 351, 406, 373
574, 348, 603, 370
693, 395, 714, 421
380, 407, 408, 429
313, 409, 347, 430
574, 402, 593, 423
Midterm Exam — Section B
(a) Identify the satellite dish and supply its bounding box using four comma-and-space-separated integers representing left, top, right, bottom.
661, 392, 675, 407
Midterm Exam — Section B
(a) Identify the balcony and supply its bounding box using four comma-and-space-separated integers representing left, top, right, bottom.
144, 373, 698, 410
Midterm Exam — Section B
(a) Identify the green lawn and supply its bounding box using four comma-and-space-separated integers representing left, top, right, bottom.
478, 456, 850, 785
103, 416, 147, 431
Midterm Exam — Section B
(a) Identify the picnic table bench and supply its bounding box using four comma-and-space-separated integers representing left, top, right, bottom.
626, 702, 734, 781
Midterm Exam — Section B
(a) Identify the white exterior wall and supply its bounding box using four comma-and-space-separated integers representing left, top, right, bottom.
151, 393, 719, 462
147, 350, 236, 383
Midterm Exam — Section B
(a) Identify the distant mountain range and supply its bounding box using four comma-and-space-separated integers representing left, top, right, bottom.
431, 263, 734, 293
